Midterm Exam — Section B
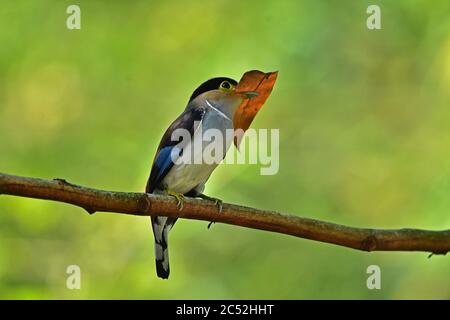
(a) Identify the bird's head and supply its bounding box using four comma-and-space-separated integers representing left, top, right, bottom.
188, 77, 259, 122
188, 71, 277, 148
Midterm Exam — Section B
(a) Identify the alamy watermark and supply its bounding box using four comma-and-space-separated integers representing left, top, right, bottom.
66, 5, 81, 30
366, 5, 381, 30
168, 122, 279, 175
66, 264, 81, 290
366, 265, 381, 290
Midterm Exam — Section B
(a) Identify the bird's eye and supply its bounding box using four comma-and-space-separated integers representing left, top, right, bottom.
220, 81, 232, 90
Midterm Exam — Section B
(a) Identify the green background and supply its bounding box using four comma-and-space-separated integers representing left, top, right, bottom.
0, 0, 449, 299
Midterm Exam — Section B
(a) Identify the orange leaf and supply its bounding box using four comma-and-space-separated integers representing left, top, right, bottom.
233, 70, 278, 147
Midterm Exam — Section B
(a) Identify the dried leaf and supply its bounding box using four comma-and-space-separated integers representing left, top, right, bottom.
234, 70, 278, 147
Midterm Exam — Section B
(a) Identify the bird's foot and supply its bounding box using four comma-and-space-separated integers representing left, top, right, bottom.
198, 194, 223, 213
198, 194, 223, 229
166, 189, 185, 210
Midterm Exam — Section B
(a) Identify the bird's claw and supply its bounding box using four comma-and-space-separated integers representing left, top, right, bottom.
166, 189, 185, 211
198, 194, 223, 229
215, 199, 223, 214
199, 194, 223, 213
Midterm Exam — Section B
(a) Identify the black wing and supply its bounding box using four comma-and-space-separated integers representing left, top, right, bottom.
146, 106, 205, 193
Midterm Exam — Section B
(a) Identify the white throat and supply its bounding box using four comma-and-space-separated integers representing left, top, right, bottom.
205, 99, 231, 122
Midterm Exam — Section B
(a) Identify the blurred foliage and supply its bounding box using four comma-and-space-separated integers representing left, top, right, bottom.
0, 0, 449, 299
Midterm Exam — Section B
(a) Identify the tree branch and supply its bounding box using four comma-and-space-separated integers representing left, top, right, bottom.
0, 172, 449, 255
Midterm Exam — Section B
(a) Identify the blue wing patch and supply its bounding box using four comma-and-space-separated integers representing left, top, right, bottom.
153, 146, 179, 185
146, 106, 205, 193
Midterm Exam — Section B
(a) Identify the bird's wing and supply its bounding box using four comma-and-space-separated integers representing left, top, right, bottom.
146, 106, 205, 193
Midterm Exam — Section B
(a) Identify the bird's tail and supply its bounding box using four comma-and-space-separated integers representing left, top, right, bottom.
151, 216, 177, 279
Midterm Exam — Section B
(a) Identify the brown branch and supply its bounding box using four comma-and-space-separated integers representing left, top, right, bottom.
0, 172, 449, 255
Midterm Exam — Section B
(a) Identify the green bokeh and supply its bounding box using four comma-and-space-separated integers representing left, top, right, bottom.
0, 0, 449, 299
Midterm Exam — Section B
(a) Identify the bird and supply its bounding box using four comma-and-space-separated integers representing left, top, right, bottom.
145, 77, 258, 279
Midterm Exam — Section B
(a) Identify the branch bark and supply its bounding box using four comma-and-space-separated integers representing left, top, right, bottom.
0, 172, 449, 255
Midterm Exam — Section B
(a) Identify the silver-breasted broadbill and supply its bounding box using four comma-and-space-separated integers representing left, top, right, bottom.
145, 71, 277, 279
